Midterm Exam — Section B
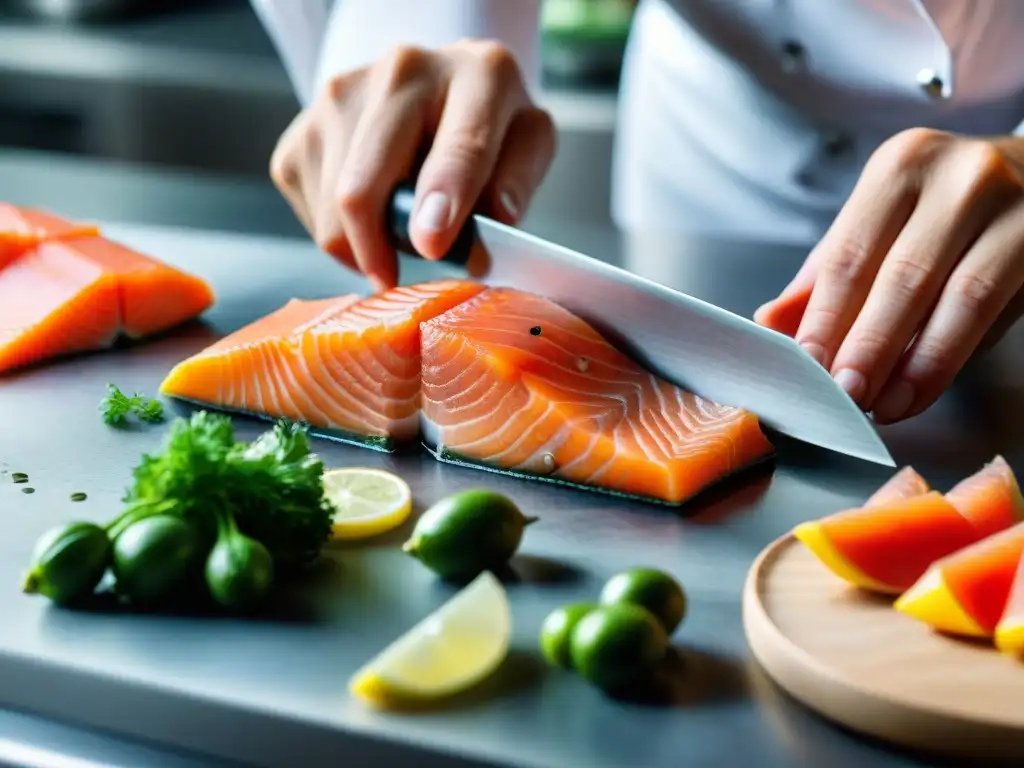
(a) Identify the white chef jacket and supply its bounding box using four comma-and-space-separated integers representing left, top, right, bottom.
250, 0, 1024, 244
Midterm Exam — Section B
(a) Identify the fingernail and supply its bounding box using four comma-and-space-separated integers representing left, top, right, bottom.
499, 190, 520, 220
415, 191, 452, 233
833, 368, 868, 403
873, 380, 915, 423
800, 341, 826, 365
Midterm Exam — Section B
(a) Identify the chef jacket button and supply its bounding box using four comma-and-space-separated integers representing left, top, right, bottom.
822, 132, 853, 158
916, 68, 945, 98
780, 40, 806, 73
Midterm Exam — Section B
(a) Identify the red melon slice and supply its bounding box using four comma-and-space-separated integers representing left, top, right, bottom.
896, 522, 1024, 638
794, 458, 1024, 594
864, 466, 931, 507
945, 455, 1024, 538
793, 467, 934, 593
996, 553, 1024, 658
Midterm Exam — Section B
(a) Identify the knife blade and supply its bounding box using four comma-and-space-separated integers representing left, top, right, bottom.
387, 185, 894, 466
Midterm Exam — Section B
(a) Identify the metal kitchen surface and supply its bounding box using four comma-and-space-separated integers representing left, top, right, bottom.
0, 216, 1020, 767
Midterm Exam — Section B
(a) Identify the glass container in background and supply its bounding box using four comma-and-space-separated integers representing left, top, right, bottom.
540, 0, 636, 88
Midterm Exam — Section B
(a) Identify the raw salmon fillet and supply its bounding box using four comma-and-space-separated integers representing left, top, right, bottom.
0, 204, 99, 269
0, 234, 215, 374
419, 287, 775, 504
160, 280, 485, 448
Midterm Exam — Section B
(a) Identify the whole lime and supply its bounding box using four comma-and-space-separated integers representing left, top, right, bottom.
539, 602, 597, 669
113, 515, 204, 605
402, 489, 537, 581
22, 521, 112, 606
569, 603, 668, 692
599, 567, 686, 634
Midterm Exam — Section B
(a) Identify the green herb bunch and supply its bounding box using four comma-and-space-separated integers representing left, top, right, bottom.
22, 411, 335, 613
122, 412, 335, 569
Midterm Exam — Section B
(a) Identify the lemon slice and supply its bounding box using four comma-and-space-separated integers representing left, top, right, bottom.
349, 571, 511, 708
323, 467, 413, 540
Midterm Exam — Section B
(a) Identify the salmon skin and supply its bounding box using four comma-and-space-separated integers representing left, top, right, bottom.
161, 280, 486, 452
0, 205, 215, 375
420, 287, 775, 505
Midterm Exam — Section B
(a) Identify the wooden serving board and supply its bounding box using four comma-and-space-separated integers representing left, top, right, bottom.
742, 534, 1024, 764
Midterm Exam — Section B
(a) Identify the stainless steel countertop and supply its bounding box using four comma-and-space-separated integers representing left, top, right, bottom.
0, 149, 1021, 768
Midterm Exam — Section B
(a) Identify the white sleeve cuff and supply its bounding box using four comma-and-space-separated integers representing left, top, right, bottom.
249, 0, 334, 107
314, 0, 542, 100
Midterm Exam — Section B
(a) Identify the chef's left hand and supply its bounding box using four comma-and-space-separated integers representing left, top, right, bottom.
755, 128, 1024, 424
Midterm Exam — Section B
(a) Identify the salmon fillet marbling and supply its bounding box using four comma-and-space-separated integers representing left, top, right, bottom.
160, 280, 485, 448
420, 287, 775, 504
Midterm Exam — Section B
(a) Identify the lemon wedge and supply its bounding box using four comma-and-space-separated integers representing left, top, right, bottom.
349, 571, 511, 708
323, 467, 412, 540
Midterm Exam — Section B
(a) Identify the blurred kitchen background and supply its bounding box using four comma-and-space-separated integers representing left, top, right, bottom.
0, 0, 634, 229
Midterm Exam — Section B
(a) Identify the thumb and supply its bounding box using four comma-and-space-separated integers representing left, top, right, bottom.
754, 247, 823, 336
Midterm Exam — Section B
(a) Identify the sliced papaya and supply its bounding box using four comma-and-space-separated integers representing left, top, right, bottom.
896, 523, 1024, 638
945, 455, 1024, 538
995, 547, 1024, 658
795, 492, 980, 594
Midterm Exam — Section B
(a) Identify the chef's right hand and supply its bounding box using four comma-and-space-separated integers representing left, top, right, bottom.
269, 40, 557, 291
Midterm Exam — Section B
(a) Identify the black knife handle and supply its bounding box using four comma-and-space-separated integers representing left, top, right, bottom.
386, 184, 477, 268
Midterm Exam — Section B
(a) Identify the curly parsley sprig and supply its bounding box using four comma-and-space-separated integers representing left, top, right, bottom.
100, 384, 166, 427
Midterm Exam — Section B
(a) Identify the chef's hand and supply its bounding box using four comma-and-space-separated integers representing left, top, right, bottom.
269, 40, 556, 291
755, 128, 1024, 424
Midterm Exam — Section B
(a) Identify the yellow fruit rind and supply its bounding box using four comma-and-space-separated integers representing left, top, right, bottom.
792, 522, 899, 594
894, 568, 987, 638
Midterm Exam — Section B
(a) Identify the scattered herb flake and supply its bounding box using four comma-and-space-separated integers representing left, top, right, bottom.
21, 487, 34, 494
12, 473, 28, 484
70, 492, 88, 502
100, 384, 166, 427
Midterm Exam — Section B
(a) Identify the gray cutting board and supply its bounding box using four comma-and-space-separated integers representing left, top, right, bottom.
0, 223, 917, 768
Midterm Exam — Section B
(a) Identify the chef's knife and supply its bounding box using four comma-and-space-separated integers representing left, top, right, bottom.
387, 185, 894, 467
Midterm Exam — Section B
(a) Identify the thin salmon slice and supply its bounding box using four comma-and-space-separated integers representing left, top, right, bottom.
160, 279, 485, 448
0, 235, 214, 375
419, 287, 775, 504
0, 204, 99, 269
